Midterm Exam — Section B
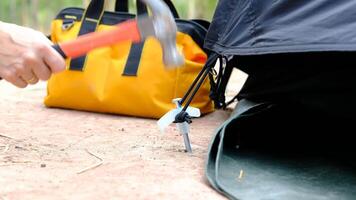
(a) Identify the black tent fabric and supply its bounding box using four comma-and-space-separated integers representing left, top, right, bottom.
206, 99, 356, 200
205, 0, 356, 55
203, 1, 356, 199
204, 52, 356, 199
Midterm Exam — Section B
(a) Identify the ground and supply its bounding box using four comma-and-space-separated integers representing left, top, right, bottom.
0, 69, 247, 200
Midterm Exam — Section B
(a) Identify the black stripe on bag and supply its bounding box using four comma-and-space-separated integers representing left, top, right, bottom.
122, 41, 145, 76
121, 1, 148, 76
69, 0, 105, 71
115, 0, 129, 12
115, 0, 178, 17
163, 0, 179, 18
114, 0, 147, 21
137, 1, 148, 15
69, 20, 98, 71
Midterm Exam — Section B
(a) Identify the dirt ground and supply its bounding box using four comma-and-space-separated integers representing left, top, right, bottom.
0, 69, 247, 200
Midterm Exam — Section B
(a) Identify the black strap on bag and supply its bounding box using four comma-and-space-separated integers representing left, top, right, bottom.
115, 0, 129, 12
116, 0, 179, 18
69, 0, 180, 73
69, 0, 106, 71
119, 0, 180, 76
121, 0, 148, 76
69, 0, 146, 71
115, 0, 147, 14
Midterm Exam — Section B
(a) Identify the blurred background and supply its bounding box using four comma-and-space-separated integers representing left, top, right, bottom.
0, 0, 218, 34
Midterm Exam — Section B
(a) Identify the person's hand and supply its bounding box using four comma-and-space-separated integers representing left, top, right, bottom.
0, 21, 65, 88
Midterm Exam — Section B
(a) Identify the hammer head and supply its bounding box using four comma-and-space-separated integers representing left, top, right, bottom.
140, 0, 184, 68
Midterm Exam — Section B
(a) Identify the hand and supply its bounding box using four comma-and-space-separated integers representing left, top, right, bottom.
0, 21, 65, 88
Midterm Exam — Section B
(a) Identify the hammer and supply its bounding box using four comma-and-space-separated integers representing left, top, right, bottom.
52, 0, 184, 68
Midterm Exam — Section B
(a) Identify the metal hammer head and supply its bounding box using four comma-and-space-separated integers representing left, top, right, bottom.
139, 0, 184, 68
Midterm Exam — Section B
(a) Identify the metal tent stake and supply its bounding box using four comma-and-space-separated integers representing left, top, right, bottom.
173, 99, 193, 153
182, 131, 192, 153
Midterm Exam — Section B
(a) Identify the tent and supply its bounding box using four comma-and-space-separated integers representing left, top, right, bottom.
200, 0, 356, 199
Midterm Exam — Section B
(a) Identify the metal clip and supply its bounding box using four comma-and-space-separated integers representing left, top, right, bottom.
172, 98, 193, 153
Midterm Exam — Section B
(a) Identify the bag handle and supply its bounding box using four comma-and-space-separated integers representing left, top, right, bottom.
115, 0, 180, 18
83, 0, 180, 22
69, 0, 106, 71
115, 0, 147, 15
119, 0, 180, 76
112, 0, 148, 76
115, 0, 129, 12
69, 0, 179, 71
69, 0, 143, 71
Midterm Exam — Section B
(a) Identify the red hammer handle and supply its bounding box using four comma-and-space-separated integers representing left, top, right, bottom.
53, 19, 141, 59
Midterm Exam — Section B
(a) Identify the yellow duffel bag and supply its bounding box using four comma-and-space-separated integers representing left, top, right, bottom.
45, 0, 214, 119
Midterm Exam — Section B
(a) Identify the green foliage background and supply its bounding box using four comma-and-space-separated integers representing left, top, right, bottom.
0, 0, 218, 34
